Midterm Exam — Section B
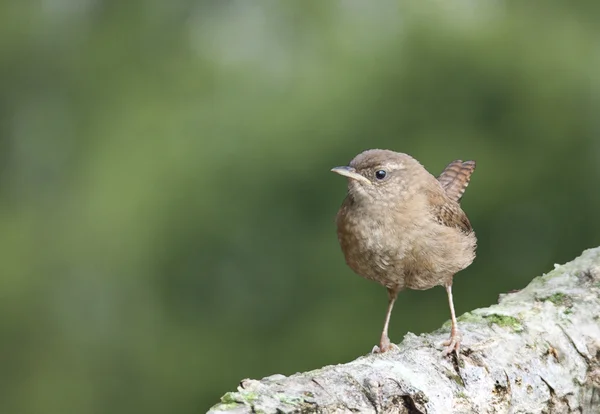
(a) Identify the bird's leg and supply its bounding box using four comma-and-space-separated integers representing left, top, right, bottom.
372, 288, 398, 353
442, 283, 462, 356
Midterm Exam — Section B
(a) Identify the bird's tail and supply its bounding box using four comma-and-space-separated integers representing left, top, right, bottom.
437, 160, 476, 202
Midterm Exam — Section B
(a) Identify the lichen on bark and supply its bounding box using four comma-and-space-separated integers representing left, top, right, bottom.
209, 247, 600, 413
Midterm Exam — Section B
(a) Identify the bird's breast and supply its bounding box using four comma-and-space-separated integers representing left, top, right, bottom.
336, 201, 413, 289
335, 197, 476, 291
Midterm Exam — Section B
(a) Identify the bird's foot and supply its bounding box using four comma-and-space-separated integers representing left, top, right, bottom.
371, 336, 399, 353
371, 343, 399, 353
442, 330, 462, 356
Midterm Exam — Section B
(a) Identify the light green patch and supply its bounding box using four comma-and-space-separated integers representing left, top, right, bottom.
545, 293, 569, 306
484, 314, 523, 332
211, 391, 257, 410
277, 394, 303, 406
210, 402, 240, 411
541, 293, 574, 314
456, 391, 468, 399
457, 312, 484, 324
446, 370, 465, 387
210, 393, 243, 411
243, 392, 258, 402
220, 392, 240, 405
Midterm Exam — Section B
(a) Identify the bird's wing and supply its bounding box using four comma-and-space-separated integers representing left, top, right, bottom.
437, 160, 476, 203
427, 189, 473, 234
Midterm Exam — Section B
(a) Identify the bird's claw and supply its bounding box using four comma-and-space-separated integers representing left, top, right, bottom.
371, 342, 399, 354
442, 331, 462, 356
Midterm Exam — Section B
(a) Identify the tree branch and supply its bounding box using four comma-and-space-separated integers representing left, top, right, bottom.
209, 247, 600, 413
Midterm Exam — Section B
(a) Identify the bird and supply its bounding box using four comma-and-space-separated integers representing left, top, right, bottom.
331, 149, 476, 355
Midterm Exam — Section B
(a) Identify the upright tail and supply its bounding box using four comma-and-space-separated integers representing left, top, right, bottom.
437, 160, 476, 203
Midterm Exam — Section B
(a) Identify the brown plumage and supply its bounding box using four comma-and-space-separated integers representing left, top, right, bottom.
437, 160, 476, 202
331, 149, 477, 355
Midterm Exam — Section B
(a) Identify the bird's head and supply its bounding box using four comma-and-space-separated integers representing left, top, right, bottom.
331, 149, 428, 202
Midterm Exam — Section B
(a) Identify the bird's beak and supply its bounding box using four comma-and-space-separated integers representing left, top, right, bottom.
331, 166, 371, 185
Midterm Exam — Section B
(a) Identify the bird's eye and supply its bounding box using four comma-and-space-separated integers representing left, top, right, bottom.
375, 170, 387, 180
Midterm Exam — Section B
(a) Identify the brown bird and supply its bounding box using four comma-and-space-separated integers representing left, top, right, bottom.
331, 149, 476, 355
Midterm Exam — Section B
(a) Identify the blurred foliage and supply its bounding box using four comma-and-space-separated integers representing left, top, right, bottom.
1, 1, 600, 413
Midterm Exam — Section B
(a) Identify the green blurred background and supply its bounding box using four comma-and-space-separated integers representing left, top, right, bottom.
1, 1, 600, 413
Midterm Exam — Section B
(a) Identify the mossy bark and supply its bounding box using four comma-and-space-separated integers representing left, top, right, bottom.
209, 247, 600, 413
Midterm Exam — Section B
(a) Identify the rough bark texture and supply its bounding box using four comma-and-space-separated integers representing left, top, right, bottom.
208, 247, 600, 413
